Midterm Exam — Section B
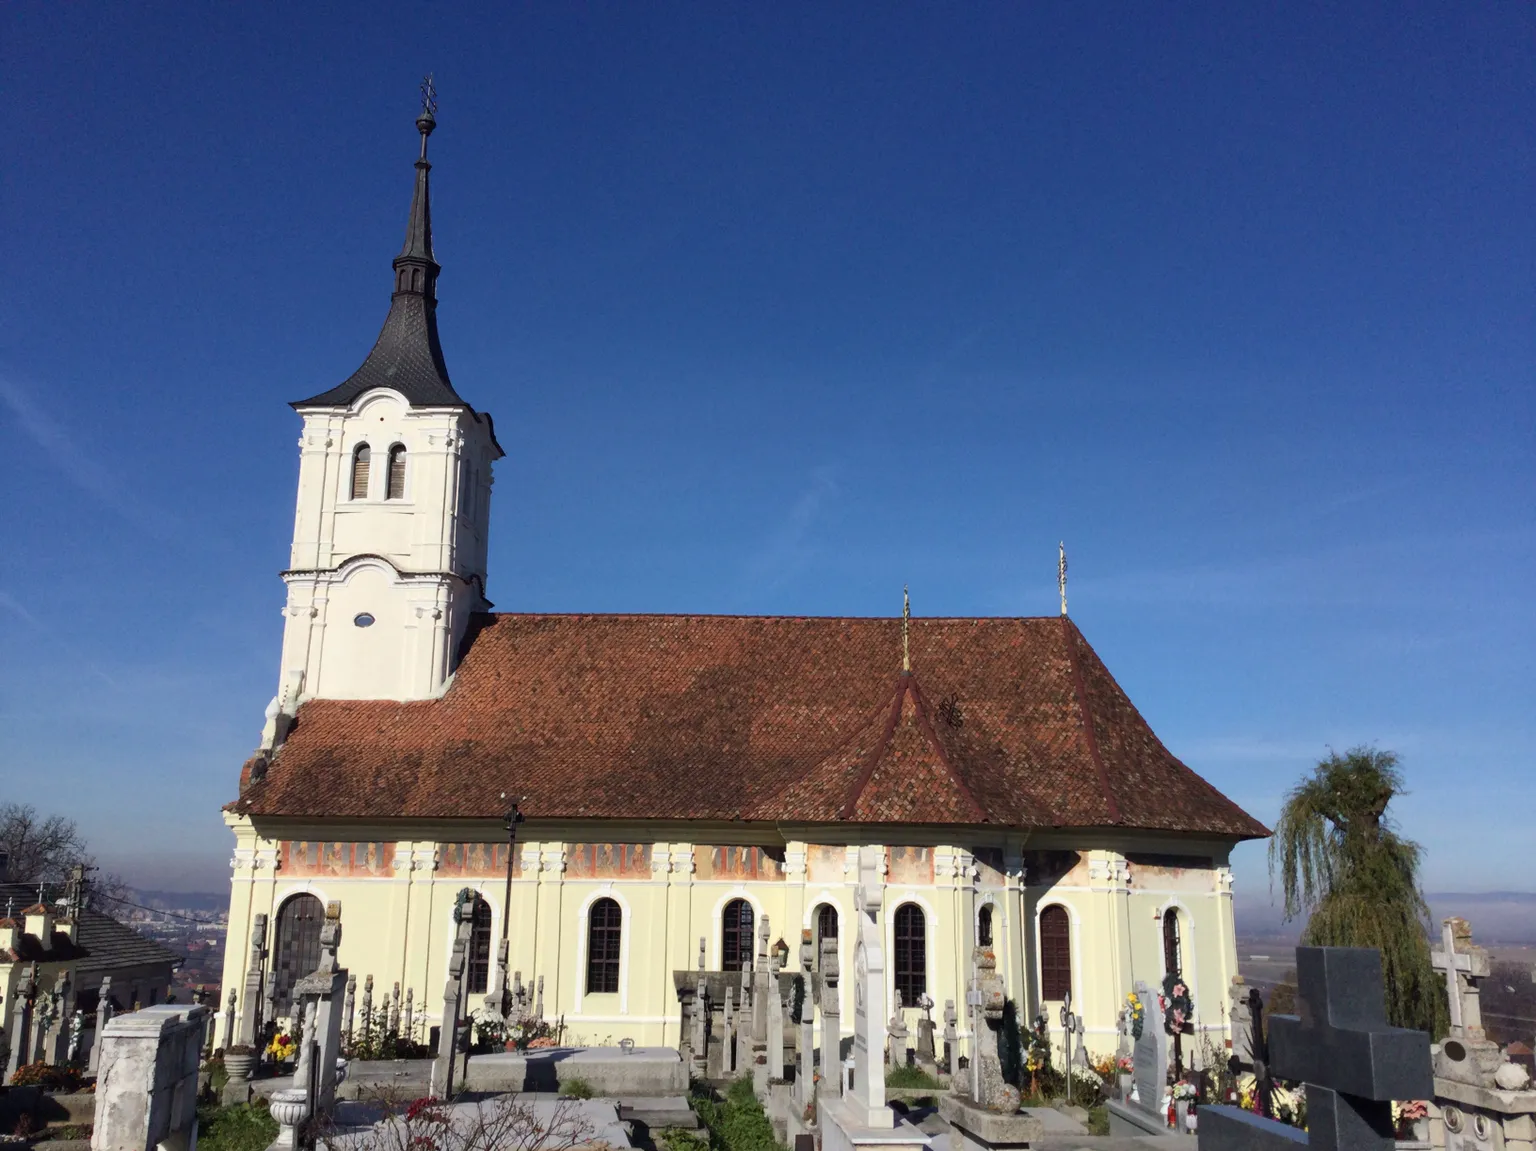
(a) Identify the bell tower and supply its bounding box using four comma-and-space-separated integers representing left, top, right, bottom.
266, 83, 502, 730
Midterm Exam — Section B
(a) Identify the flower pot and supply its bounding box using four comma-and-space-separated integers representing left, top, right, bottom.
224, 1051, 256, 1082
1175, 1101, 1190, 1132
1118, 1073, 1133, 1100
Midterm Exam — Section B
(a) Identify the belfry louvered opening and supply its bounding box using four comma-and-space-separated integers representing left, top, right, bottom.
351, 445, 372, 500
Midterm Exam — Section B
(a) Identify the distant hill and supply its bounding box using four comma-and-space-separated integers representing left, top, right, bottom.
1235, 890, 1536, 945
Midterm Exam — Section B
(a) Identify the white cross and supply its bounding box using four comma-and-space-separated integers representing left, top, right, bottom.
1430, 918, 1489, 1034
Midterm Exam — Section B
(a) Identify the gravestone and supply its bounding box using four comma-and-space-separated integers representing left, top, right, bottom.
359, 975, 374, 1046
223, 987, 237, 1050
819, 845, 929, 1151
239, 914, 268, 1046
287, 901, 348, 1116
92, 1004, 209, 1151
798, 930, 815, 1108
723, 986, 736, 1075
89, 977, 114, 1076
943, 999, 958, 1078
915, 994, 937, 1074
937, 946, 1041, 1151
819, 936, 841, 1099
1197, 947, 1431, 1151
736, 962, 754, 1077
431, 892, 475, 1098
1229, 978, 1254, 1068
342, 974, 356, 1044
7, 964, 37, 1082
1427, 918, 1536, 1151
1132, 980, 1170, 1119
766, 951, 786, 1081
888, 1011, 908, 1069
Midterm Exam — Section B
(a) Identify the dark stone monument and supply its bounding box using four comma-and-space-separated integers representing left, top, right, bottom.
1198, 947, 1432, 1151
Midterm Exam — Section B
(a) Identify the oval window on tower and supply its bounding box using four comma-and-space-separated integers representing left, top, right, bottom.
354, 613, 375, 628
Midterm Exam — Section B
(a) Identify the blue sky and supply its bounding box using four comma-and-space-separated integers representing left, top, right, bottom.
3, 4, 1532, 912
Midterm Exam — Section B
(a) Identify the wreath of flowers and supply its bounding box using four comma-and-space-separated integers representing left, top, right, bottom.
1125, 991, 1145, 1040
265, 1032, 296, 1062
1160, 972, 1193, 1036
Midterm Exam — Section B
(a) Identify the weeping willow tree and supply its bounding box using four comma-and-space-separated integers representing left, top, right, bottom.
1269, 746, 1448, 1036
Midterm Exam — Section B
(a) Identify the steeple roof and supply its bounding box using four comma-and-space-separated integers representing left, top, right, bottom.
294, 96, 466, 410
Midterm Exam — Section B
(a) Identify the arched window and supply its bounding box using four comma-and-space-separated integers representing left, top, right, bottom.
466, 897, 493, 995
1162, 908, 1182, 976
814, 904, 838, 969
587, 898, 623, 994
722, 898, 754, 973
272, 894, 324, 1015
893, 903, 926, 1007
1040, 904, 1072, 1000
351, 445, 371, 500
386, 444, 407, 500
978, 904, 994, 947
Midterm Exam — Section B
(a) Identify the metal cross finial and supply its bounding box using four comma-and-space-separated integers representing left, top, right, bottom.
902, 584, 911, 672
1058, 541, 1068, 616
420, 73, 438, 118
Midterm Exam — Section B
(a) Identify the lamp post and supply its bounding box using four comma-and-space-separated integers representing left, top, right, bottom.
499, 794, 525, 1018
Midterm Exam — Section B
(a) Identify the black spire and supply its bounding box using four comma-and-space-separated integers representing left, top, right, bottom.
294, 76, 464, 409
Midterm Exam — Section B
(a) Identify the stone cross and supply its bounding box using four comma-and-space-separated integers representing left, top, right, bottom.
1432, 917, 1491, 1038
849, 843, 892, 1128
968, 947, 1014, 1112
88, 976, 113, 1075
888, 1010, 909, 1068
6, 965, 35, 1082
1198, 947, 1432, 1151
403, 987, 414, 1043
48, 969, 73, 1064
819, 935, 841, 1099
691, 967, 709, 1078
1229, 977, 1253, 1068
943, 998, 958, 1078
240, 913, 268, 1048
431, 895, 474, 1098
766, 951, 786, 1081
797, 930, 816, 1108
737, 961, 754, 1074
915, 993, 937, 1069
489, 937, 509, 1015
343, 974, 356, 1044
534, 974, 544, 1020
359, 975, 374, 1045
388, 982, 401, 1037
1059, 992, 1082, 1105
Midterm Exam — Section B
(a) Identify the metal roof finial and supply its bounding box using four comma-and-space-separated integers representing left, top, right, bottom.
1058, 541, 1068, 616
902, 585, 911, 673
417, 73, 438, 153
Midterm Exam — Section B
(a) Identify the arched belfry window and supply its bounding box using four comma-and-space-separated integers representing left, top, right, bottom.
978, 904, 994, 947
1040, 904, 1072, 1000
722, 899, 754, 973
386, 444, 407, 500
893, 903, 926, 1007
1162, 908, 1183, 976
351, 445, 371, 500
272, 894, 324, 1015
586, 898, 623, 994
466, 897, 493, 995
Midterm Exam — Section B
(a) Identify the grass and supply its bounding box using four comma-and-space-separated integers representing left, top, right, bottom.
690, 1077, 785, 1151
559, 1077, 595, 1099
885, 1064, 943, 1090
195, 1102, 278, 1151
1087, 1105, 1110, 1136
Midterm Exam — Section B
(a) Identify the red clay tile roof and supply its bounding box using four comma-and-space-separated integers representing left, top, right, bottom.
233, 613, 1268, 839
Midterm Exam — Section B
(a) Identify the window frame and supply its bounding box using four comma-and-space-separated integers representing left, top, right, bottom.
892, 902, 927, 1008
1039, 903, 1072, 1001
721, 898, 755, 973
271, 894, 325, 1015
350, 444, 372, 501
385, 443, 408, 500
1162, 908, 1183, 977
586, 897, 623, 995
466, 897, 494, 995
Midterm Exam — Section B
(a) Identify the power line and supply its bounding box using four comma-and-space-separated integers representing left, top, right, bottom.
89, 891, 224, 926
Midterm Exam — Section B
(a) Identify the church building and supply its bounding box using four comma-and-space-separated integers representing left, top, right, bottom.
220, 104, 1269, 1061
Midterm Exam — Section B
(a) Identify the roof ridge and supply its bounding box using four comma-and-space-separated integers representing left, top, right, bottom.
482, 612, 1072, 623
905, 675, 988, 822
839, 675, 911, 819
1060, 616, 1124, 824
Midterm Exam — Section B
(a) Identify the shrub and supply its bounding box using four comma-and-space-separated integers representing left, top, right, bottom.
558, 1077, 595, 1099
690, 1077, 785, 1151
1086, 1106, 1109, 1136
10, 1062, 82, 1091
196, 1101, 278, 1151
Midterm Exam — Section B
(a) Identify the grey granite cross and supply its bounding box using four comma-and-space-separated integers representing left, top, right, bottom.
1198, 947, 1432, 1151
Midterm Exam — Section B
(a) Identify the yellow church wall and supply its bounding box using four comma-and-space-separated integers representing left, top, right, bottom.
222, 815, 1246, 1062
